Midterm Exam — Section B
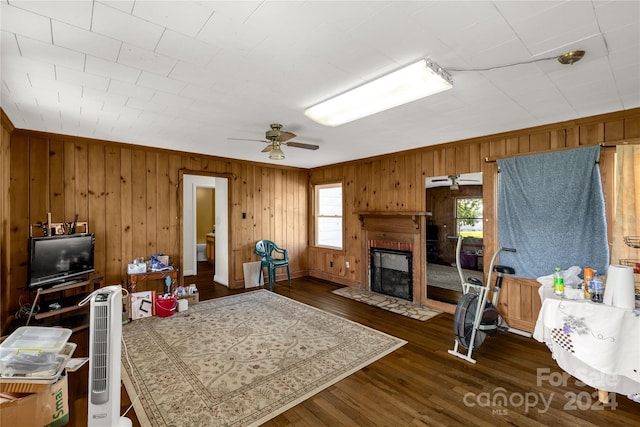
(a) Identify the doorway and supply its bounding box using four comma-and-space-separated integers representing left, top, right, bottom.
182, 174, 229, 286
425, 173, 483, 304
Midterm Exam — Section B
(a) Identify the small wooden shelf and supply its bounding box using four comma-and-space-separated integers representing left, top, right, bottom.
127, 269, 177, 294
36, 277, 100, 295
27, 275, 103, 331
33, 312, 90, 333
34, 304, 88, 320
71, 324, 90, 333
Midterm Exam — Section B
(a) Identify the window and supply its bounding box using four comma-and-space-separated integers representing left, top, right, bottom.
456, 197, 483, 238
315, 183, 343, 249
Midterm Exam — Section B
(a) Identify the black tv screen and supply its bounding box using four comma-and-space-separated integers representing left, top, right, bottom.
28, 233, 95, 288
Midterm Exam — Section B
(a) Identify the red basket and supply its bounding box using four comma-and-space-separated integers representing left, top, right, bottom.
155, 295, 177, 318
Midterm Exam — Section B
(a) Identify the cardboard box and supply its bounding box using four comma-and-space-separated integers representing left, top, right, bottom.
176, 299, 188, 312
131, 291, 156, 320
0, 372, 68, 427
179, 293, 199, 305
122, 292, 131, 320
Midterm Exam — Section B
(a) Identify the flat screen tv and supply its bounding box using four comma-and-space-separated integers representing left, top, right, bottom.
28, 233, 95, 288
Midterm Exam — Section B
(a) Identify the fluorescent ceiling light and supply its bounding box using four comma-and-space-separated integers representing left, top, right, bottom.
305, 58, 453, 127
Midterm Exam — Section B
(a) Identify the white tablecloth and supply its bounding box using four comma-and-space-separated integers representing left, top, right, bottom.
533, 298, 640, 395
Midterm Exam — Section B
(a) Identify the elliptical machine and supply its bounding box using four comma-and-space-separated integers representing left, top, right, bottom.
448, 238, 531, 364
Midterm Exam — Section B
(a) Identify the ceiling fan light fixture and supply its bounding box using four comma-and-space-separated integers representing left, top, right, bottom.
449, 174, 459, 190
304, 58, 453, 127
269, 146, 285, 160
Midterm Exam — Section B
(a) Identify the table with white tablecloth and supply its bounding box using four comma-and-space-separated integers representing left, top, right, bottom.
533, 297, 640, 397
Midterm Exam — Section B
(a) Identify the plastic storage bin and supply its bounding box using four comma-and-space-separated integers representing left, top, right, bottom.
0, 327, 72, 376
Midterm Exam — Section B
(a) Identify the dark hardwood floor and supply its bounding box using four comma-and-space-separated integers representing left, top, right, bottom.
65, 262, 639, 426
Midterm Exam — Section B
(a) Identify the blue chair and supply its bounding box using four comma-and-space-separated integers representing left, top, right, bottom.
255, 240, 290, 291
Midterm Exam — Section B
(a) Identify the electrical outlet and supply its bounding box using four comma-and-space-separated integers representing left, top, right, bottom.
345, 261, 350, 268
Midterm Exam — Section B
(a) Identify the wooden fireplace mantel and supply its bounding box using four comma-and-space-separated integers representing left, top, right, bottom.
354, 211, 431, 231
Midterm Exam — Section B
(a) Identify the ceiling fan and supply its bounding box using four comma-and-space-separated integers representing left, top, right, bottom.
431, 174, 480, 190
228, 123, 319, 160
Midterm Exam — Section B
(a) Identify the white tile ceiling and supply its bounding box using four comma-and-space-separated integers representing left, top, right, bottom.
1, 0, 639, 168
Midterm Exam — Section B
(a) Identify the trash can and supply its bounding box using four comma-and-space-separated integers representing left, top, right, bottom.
460, 253, 477, 270
243, 261, 263, 288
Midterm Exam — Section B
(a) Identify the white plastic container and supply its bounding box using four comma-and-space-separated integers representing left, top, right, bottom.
0, 327, 72, 376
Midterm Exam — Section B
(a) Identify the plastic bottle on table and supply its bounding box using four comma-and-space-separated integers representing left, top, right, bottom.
590, 270, 604, 303
583, 267, 593, 299
553, 267, 564, 297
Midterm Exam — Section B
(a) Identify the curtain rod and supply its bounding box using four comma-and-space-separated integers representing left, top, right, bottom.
484, 138, 640, 163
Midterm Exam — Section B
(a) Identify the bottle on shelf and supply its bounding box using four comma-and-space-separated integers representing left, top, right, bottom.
553, 267, 565, 297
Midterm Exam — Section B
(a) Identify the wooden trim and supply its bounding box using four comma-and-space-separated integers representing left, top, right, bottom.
424, 298, 455, 314
599, 137, 640, 147
308, 270, 359, 287
179, 168, 235, 181
354, 211, 431, 216
484, 137, 640, 163
0, 109, 15, 133
355, 211, 431, 229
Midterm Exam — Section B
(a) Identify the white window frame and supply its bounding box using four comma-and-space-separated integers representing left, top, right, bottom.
455, 196, 483, 238
314, 182, 343, 249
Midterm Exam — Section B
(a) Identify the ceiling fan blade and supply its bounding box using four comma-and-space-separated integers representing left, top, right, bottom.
262, 145, 274, 153
431, 178, 449, 182
285, 141, 319, 150
228, 137, 269, 143
277, 131, 296, 142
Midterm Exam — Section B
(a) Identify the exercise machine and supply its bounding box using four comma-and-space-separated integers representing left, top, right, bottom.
448, 238, 531, 364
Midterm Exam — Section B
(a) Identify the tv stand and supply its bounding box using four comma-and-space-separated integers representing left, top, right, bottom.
50, 279, 82, 288
26, 275, 103, 333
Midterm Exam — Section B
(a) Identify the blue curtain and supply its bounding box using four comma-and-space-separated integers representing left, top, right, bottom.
497, 145, 609, 279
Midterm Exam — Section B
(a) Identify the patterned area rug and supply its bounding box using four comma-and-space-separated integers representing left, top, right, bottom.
331, 287, 442, 321
120, 290, 406, 427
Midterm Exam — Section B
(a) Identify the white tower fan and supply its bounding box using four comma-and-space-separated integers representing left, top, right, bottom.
81, 285, 132, 427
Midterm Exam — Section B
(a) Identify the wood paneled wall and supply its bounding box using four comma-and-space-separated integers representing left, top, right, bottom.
2, 127, 308, 335
1, 111, 13, 335
309, 108, 640, 332
3, 108, 640, 335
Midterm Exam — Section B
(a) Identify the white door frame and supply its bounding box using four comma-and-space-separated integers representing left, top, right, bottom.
182, 174, 229, 286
